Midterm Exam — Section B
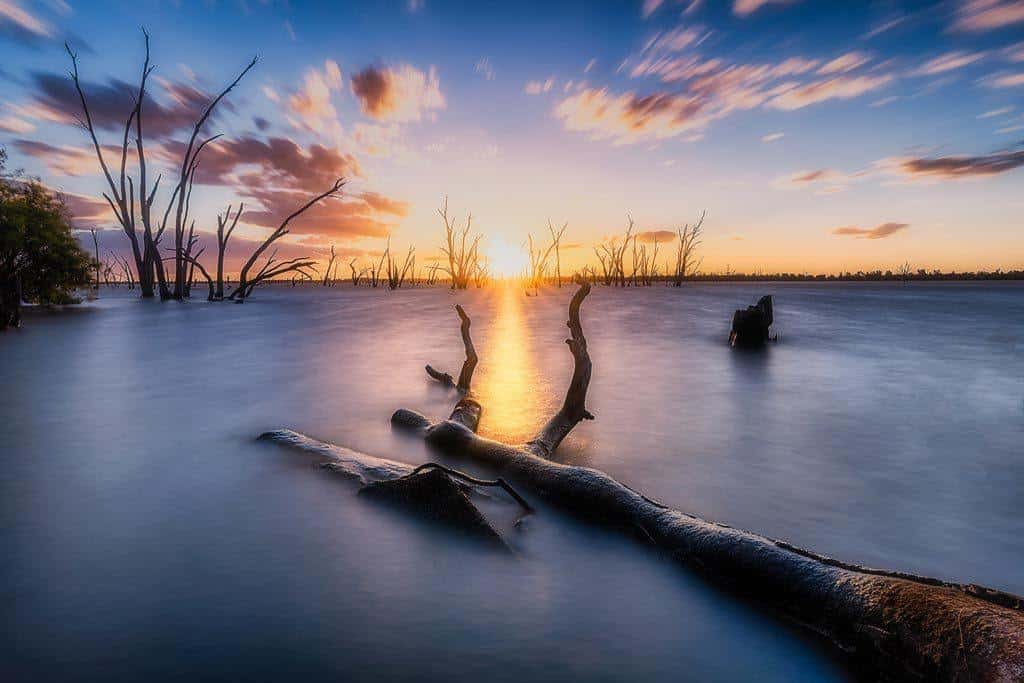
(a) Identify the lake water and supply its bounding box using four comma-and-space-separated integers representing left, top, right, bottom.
3, 282, 1022, 681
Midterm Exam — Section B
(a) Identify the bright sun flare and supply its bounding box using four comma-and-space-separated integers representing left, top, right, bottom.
484, 236, 529, 279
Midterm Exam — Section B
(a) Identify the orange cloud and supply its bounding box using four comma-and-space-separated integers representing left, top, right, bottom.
288, 60, 343, 129
636, 230, 676, 243
554, 87, 707, 144
832, 222, 909, 239
733, 0, 800, 17
350, 64, 445, 122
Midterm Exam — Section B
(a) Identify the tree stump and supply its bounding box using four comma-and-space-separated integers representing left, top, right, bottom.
730, 295, 773, 347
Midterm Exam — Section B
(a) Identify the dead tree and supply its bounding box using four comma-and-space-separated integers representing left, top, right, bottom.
168, 59, 257, 300
425, 262, 442, 286
593, 247, 612, 286
898, 261, 913, 284
526, 233, 554, 294
230, 179, 343, 301
438, 197, 482, 290
595, 217, 635, 287
68, 31, 256, 300
367, 249, 387, 288
322, 245, 338, 287
385, 239, 416, 290
112, 251, 135, 289
673, 211, 705, 287
215, 204, 242, 299
548, 220, 567, 287
263, 280, 1024, 682
349, 258, 364, 286
89, 229, 100, 293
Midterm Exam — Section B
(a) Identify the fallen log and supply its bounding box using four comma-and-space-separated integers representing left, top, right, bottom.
263, 282, 1024, 681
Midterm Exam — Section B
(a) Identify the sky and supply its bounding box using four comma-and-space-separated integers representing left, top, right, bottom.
1, 0, 1023, 276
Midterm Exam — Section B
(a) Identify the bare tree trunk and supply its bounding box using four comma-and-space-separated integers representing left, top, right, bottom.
216, 204, 241, 300
89, 229, 100, 295
263, 280, 1024, 682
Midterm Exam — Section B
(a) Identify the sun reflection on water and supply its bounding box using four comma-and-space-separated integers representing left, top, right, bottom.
474, 283, 539, 443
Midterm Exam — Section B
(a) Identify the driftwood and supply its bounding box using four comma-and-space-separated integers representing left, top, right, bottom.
262, 280, 1024, 681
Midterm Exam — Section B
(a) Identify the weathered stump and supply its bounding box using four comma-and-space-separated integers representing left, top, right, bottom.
730, 294, 773, 347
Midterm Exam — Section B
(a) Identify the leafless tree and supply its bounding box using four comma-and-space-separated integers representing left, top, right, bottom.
438, 197, 482, 290
67, 30, 256, 300
89, 229, 100, 293
322, 245, 338, 287
897, 260, 912, 284
385, 239, 416, 290
526, 232, 555, 294
425, 262, 442, 286
593, 247, 612, 285
673, 211, 706, 287
214, 203, 242, 299
548, 220, 567, 287
112, 251, 135, 289
230, 179, 344, 301
348, 258, 365, 286
595, 217, 635, 287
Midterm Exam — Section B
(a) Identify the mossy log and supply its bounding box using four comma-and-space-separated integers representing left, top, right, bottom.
263, 281, 1024, 681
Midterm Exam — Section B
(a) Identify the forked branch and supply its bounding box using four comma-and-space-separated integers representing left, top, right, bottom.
528, 278, 593, 457
425, 304, 478, 393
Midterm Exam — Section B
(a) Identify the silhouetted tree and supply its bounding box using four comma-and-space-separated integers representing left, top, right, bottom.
673, 211, 705, 286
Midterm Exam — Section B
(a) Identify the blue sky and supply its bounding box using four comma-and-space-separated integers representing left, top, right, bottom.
1, 0, 1022, 274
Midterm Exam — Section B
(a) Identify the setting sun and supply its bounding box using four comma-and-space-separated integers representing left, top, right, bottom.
484, 236, 529, 279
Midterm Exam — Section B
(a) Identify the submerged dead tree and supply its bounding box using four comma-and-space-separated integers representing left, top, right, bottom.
214, 204, 242, 299
67, 31, 256, 300
438, 197, 482, 290
230, 179, 343, 302
673, 211, 705, 286
264, 279, 1024, 682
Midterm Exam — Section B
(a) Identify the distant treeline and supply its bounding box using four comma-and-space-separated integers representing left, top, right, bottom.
680, 269, 1024, 282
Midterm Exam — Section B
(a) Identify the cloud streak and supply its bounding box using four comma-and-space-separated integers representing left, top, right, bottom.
887, 148, 1024, 180
832, 222, 909, 239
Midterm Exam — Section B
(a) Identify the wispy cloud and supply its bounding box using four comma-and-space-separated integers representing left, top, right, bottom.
817, 52, 872, 75
952, 0, 1024, 32
475, 57, 495, 81
761, 131, 784, 142
554, 88, 707, 145
913, 51, 986, 75
524, 78, 555, 95
978, 106, 1013, 118
641, 0, 664, 19
0, 0, 53, 42
982, 71, 1024, 87
733, 0, 800, 17
863, 16, 906, 39
832, 222, 909, 239
0, 115, 34, 133
882, 147, 1024, 180
288, 60, 343, 129
767, 73, 893, 110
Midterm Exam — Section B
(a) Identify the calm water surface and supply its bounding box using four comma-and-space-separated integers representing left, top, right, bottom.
3, 282, 1023, 681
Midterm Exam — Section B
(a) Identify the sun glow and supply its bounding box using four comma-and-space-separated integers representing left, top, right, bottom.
483, 236, 529, 279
